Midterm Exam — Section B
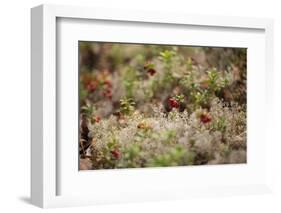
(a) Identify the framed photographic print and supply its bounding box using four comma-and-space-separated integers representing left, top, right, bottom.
31, 4, 274, 208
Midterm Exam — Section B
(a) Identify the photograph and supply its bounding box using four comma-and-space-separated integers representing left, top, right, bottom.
78, 42, 247, 170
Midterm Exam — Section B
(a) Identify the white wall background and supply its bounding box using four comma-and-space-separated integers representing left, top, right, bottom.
0, 0, 280, 212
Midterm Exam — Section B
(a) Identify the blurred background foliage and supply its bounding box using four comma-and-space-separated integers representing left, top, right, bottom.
79, 42, 246, 117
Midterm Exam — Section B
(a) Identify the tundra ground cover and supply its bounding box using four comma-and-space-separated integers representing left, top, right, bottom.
79, 42, 247, 170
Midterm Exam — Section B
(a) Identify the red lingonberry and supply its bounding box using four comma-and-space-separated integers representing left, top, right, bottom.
200, 113, 212, 124
86, 80, 97, 92
103, 89, 112, 99
95, 116, 101, 123
168, 98, 179, 108
147, 68, 156, 76
111, 149, 121, 159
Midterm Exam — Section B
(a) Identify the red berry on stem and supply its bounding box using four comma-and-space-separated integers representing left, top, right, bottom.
168, 98, 179, 108
111, 149, 121, 159
86, 80, 97, 92
147, 68, 156, 76
200, 113, 212, 124
95, 116, 101, 123
103, 88, 112, 99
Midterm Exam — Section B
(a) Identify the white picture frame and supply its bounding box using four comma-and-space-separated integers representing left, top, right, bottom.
31, 4, 274, 208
